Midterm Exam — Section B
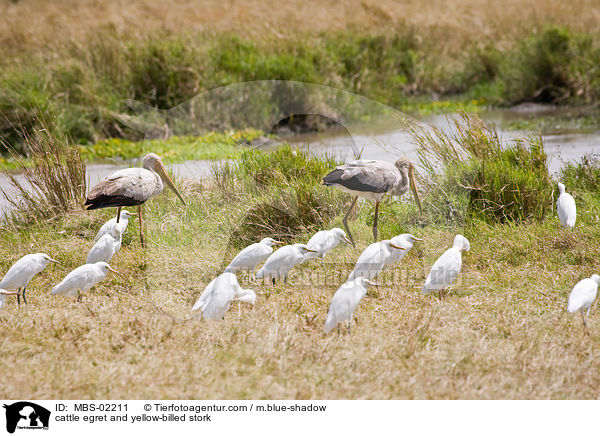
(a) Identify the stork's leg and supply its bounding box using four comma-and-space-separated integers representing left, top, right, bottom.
17, 287, 21, 306
342, 196, 358, 247
138, 205, 146, 248
22, 285, 27, 304
373, 200, 380, 241
116, 206, 122, 223
581, 308, 590, 334
77, 291, 82, 303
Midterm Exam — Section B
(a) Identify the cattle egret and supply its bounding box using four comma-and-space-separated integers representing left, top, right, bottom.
422, 234, 470, 298
0, 253, 59, 305
348, 240, 406, 281
323, 157, 423, 244
224, 238, 283, 275
255, 243, 317, 284
87, 227, 122, 264
0, 289, 19, 310
386, 234, 422, 266
305, 228, 352, 261
94, 210, 136, 242
192, 272, 256, 320
324, 277, 377, 333
191, 277, 217, 312
50, 262, 119, 301
557, 182, 576, 229
567, 274, 600, 330
85, 153, 186, 247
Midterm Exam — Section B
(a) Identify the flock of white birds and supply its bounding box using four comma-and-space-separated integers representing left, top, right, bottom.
0, 151, 592, 334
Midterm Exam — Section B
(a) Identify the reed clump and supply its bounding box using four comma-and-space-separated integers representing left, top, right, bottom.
414, 113, 552, 225
1, 127, 86, 227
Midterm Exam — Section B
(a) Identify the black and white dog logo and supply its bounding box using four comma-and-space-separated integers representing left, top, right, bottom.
3, 402, 50, 433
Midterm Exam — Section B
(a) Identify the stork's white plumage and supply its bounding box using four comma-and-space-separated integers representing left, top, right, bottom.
324, 277, 376, 333
85, 153, 186, 247
94, 210, 136, 242
50, 262, 119, 301
255, 244, 316, 283
305, 228, 351, 260
347, 240, 406, 281
567, 274, 600, 330
0, 253, 59, 304
422, 234, 470, 297
557, 182, 576, 229
225, 237, 283, 274
194, 272, 256, 320
87, 227, 122, 264
323, 157, 423, 243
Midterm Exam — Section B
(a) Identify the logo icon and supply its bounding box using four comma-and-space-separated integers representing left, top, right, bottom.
3, 402, 50, 433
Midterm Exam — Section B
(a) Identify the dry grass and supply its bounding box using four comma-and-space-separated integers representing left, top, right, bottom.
1, 178, 600, 399
1, 0, 600, 54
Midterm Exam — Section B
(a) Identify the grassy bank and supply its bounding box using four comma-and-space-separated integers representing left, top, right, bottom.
1, 119, 600, 398
2, 0, 600, 150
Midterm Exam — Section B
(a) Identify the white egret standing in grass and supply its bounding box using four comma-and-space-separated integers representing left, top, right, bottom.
85, 153, 186, 247
255, 243, 317, 284
0, 253, 59, 305
567, 274, 600, 331
305, 228, 352, 262
224, 237, 283, 275
324, 277, 377, 334
322, 157, 423, 244
86, 227, 123, 264
557, 182, 576, 229
192, 272, 256, 320
385, 233, 422, 267
347, 240, 406, 281
0, 289, 19, 310
50, 262, 119, 302
94, 210, 136, 242
422, 234, 470, 298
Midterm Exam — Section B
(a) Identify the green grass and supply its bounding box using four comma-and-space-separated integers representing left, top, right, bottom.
2, 26, 600, 151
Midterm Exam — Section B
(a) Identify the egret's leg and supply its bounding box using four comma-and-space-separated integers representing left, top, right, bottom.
271, 277, 276, 286
77, 291, 82, 303
116, 206, 122, 223
346, 320, 351, 334
337, 324, 340, 334
342, 196, 358, 247
138, 205, 146, 248
17, 287, 21, 306
581, 308, 589, 334
22, 285, 27, 304
373, 200, 380, 241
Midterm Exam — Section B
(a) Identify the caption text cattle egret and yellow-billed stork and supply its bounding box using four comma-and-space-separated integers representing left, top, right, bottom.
84, 153, 186, 247
322, 157, 423, 244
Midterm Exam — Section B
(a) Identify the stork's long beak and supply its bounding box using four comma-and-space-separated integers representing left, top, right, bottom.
156, 160, 187, 206
389, 243, 406, 250
108, 266, 121, 275
365, 280, 379, 287
413, 237, 424, 241
409, 164, 423, 214
274, 241, 285, 245
342, 236, 352, 245
304, 248, 317, 253
48, 258, 60, 264
0, 289, 19, 296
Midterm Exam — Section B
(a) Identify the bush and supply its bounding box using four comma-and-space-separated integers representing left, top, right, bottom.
212, 144, 345, 247
414, 113, 552, 224
560, 153, 600, 193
